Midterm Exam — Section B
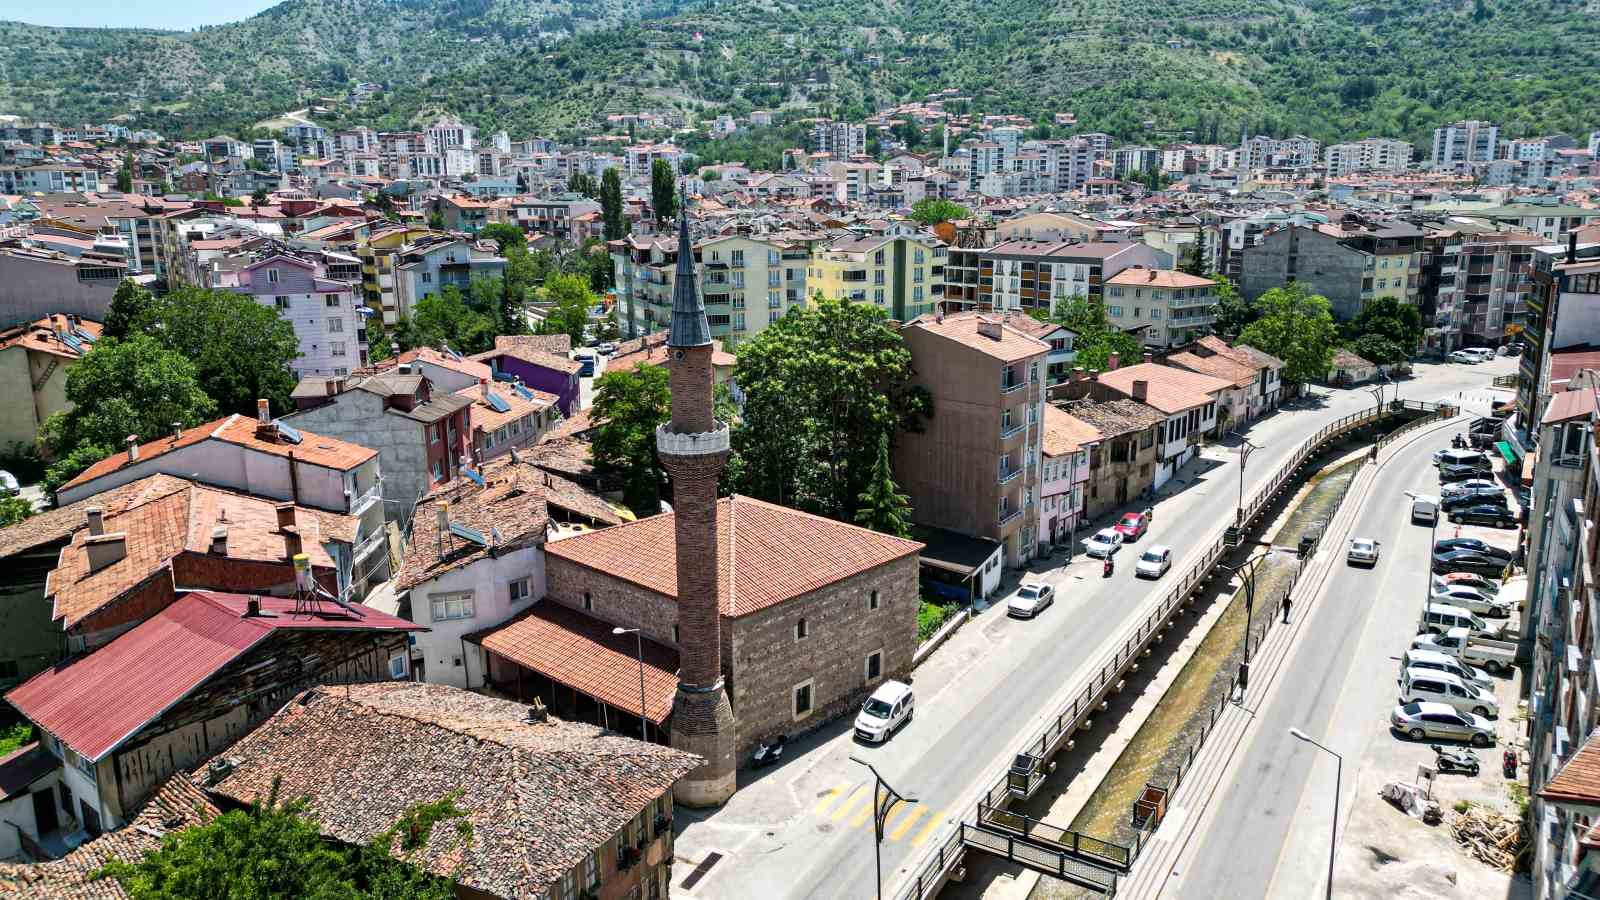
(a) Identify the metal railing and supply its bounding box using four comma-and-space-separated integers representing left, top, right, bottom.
891, 400, 1447, 900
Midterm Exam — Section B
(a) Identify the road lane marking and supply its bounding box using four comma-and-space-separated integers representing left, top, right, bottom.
848, 792, 878, 828
813, 786, 846, 817
910, 811, 945, 846
888, 806, 926, 840
830, 784, 869, 822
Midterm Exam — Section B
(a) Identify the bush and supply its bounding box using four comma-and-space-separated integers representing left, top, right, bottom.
917, 600, 957, 642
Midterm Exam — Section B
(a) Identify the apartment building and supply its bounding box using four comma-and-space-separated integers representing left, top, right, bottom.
512, 195, 601, 243
224, 253, 368, 378
0, 164, 101, 194
896, 312, 1049, 567
1103, 267, 1219, 347
1038, 405, 1098, 553
354, 225, 435, 325
809, 233, 944, 322
1518, 241, 1600, 431
1238, 135, 1320, 170
392, 236, 507, 322
1323, 138, 1413, 177
0, 246, 123, 327
1431, 120, 1499, 168
610, 232, 811, 345
1239, 222, 1421, 320
1434, 230, 1542, 348
812, 121, 868, 158
947, 240, 1167, 312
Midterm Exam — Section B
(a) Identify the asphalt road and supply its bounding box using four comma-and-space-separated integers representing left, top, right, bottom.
670, 360, 1512, 900
1172, 395, 1503, 899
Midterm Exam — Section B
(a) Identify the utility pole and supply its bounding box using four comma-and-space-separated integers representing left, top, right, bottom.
1232, 432, 1261, 526
850, 757, 917, 900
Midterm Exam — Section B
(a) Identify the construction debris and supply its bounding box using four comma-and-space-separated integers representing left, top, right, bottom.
1448, 805, 1529, 872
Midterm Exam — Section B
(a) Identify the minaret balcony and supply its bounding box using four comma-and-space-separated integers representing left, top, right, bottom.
656, 421, 731, 456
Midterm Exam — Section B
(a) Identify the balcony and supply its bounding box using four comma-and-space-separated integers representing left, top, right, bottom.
351, 525, 388, 563
999, 465, 1023, 484
1001, 420, 1026, 440
998, 508, 1025, 529
1001, 379, 1027, 395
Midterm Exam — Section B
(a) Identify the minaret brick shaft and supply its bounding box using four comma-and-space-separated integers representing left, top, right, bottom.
657, 205, 737, 807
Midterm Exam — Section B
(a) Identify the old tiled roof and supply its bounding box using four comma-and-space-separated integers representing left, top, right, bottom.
546, 495, 922, 618
1541, 728, 1600, 805
46, 482, 351, 629
1331, 349, 1374, 369
455, 383, 558, 435
540, 407, 595, 444
473, 602, 679, 723
0, 776, 218, 899
0, 315, 102, 361
904, 311, 1050, 363
203, 682, 699, 899
1204, 336, 1284, 371
1166, 350, 1256, 388
1041, 405, 1101, 456
0, 474, 189, 561
524, 436, 594, 481
61, 413, 377, 493
1096, 362, 1232, 414
494, 333, 572, 355
1105, 266, 1216, 288
470, 343, 582, 375
1054, 398, 1166, 439
6, 592, 421, 763
393, 345, 494, 382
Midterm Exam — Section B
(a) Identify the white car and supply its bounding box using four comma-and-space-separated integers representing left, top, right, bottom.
1401, 667, 1499, 718
1430, 584, 1512, 618
854, 680, 914, 743
1084, 528, 1124, 558
1442, 479, 1500, 496
1390, 701, 1496, 746
1449, 350, 1478, 364
1347, 537, 1381, 566
1433, 572, 1501, 596
1007, 583, 1055, 619
1403, 647, 1493, 689
1135, 545, 1172, 579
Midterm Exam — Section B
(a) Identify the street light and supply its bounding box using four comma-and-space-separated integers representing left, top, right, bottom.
1404, 491, 1441, 635
1231, 432, 1262, 526
612, 627, 649, 742
850, 756, 917, 900
1288, 727, 1342, 900
1219, 548, 1272, 691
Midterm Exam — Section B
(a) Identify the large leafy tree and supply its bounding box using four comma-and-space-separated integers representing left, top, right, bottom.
1207, 276, 1258, 338
855, 433, 913, 538
1237, 283, 1338, 384
477, 223, 525, 255
539, 274, 595, 345
396, 283, 499, 355
732, 296, 930, 520
1345, 296, 1423, 354
1051, 298, 1144, 371
591, 363, 671, 513
1349, 334, 1406, 367
103, 279, 156, 340
41, 335, 216, 493
599, 167, 626, 242
130, 286, 301, 417
907, 199, 972, 226
650, 159, 677, 224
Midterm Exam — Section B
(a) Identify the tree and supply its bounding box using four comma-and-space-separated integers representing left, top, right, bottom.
427, 210, 446, 230
478, 222, 526, 255
1207, 277, 1258, 337
599, 167, 626, 242
1051, 298, 1144, 371
567, 171, 598, 198
1236, 283, 1338, 384
591, 364, 671, 512
1346, 296, 1423, 354
907, 198, 972, 226
103, 279, 156, 340
650, 159, 677, 224
41, 335, 216, 492
1349, 334, 1405, 367
732, 297, 930, 520
539, 274, 595, 345
500, 246, 535, 335
1181, 231, 1208, 276
854, 434, 913, 538
144, 287, 301, 418
401, 285, 498, 354
0, 496, 32, 528
115, 158, 133, 193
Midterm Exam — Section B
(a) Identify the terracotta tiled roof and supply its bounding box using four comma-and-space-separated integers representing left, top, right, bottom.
1331, 349, 1374, 369
0, 474, 189, 561
6, 592, 421, 763
392, 345, 493, 381
202, 682, 699, 900
470, 343, 582, 375
1055, 398, 1167, 438
454, 382, 558, 434
546, 495, 922, 617
904, 311, 1050, 363
1096, 362, 1233, 414
60, 413, 377, 493
45, 482, 350, 629
608, 332, 737, 371
0, 776, 218, 899
493, 334, 571, 355
474, 601, 679, 722
1541, 728, 1600, 805
1166, 350, 1256, 389
0, 315, 101, 361
1041, 405, 1101, 456
1105, 267, 1216, 288
525, 436, 594, 481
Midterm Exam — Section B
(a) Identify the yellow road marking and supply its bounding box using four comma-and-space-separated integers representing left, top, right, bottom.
910, 811, 944, 846
830, 785, 870, 822
888, 805, 926, 840
813, 786, 846, 817
848, 790, 879, 828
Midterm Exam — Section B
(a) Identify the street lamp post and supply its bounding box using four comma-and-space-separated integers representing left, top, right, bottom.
1231, 433, 1261, 526
1288, 727, 1343, 900
612, 627, 649, 742
1403, 491, 1440, 635
1219, 549, 1271, 691
850, 757, 917, 900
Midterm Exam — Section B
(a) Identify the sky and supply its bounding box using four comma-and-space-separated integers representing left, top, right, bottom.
4, 0, 280, 30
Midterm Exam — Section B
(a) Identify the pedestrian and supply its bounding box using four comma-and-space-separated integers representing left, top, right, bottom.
1281, 594, 1292, 624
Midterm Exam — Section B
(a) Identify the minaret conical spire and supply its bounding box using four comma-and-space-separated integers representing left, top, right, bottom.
668, 204, 711, 348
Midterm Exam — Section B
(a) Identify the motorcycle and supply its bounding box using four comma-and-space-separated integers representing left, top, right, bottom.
1431, 743, 1480, 777
1503, 748, 1519, 779
1103, 557, 1114, 578
752, 735, 787, 769
1452, 433, 1466, 449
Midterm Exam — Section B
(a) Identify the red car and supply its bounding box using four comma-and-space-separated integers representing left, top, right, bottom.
1114, 512, 1149, 541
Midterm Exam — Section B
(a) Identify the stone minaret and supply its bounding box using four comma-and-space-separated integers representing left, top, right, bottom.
657, 206, 737, 806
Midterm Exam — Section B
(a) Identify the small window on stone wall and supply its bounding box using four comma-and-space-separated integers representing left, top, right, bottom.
794, 617, 809, 640
868, 590, 880, 611
673, 624, 680, 644
793, 679, 814, 719
865, 650, 883, 682
583, 592, 594, 611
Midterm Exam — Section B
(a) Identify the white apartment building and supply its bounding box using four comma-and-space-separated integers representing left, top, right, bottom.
226, 254, 368, 379
1431, 120, 1499, 167
811, 121, 867, 158
1238, 135, 1320, 170
1323, 138, 1414, 176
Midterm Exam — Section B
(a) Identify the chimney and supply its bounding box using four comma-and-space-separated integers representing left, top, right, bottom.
283, 527, 302, 560
274, 502, 296, 531
1143, 351, 1154, 364
325, 378, 338, 397
125, 434, 139, 462
170, 421, 182, 442
1071, 367, 1087, 383
256, 398, 271, 425
86, 506, 104, 536
436, 501, 449, 560
480, 377, 490, 401
1107, 352, 1121, 371
1132, 379, 1149, 401
397, 362, 412, 375
244, 598, 262, 618
84, 533, 127, 572
1569, 231, 1579, 265
1089, 369, 1099, 382
210, 525, 228, 555
977, 316, 1002, 340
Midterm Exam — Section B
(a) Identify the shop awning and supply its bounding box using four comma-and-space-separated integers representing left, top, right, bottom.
1494, 441, 1519, 465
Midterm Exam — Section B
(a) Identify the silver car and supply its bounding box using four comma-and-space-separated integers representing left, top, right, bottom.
1390, 700, 1495, 746
1007, 583, 1055, 619
1347, 537, 1380, 566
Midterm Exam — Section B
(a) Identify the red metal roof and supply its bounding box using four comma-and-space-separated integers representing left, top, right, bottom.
5, 591, 422, 763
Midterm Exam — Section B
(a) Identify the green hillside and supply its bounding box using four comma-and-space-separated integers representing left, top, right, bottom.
4, 0, 1599, 147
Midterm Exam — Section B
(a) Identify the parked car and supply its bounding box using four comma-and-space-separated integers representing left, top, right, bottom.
1465, 348, 1497, 362
1402, 647, 1493, 689
1449, 504, 1519, 529
1431, 550, 1510, 578
1135, 545, 1172, 579
1347, 537, 1381, 566
1433, 572, 1501, 596
1449, 350, 1479, 364
1007, 583, 1055, 619
597, 342, 618, 355
1434, 449, 1489, 468
1113, 511, 1150, 542
1412, 627, 1518, 674
1400, 667, 1498, 718
1421, 602, 1501, 637
1411, 495, 1439, 525
1435, 538, 1514, 562
1084, 528, 1124, 558
575, 352, 596, 377
854, 680, 914, 743
1440, 464, 1492, 483
1442, 478, 1501, 496
0, 470, 16, 497
1440, 489, 1507, 512
1430, 585, 1512, 618
1390, 701, 1495, 746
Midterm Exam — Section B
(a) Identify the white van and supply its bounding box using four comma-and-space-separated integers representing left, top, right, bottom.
1401, 647, 1492, 689
1466, 347, 1497, 362
1401, 667, 1498, 718
1422, 602, 1494, 636
1435, 449, 1490, 470
854, 680, 914, 743
1411, 496, 1438, 525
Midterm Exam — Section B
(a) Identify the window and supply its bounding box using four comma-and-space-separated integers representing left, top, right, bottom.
586, 849, 601, 889
672, 624, 680, 644
266, 268, 280, 284
874, 289, 885, 304
325, 295, 341, 307
496, 426, 509, 445
1108, 306, 1124, 317
430, 591, 475, 622
275, 295, 290, 310
1109, 285, 1123, 297
731, 250, 744, 267
794, 617, 809, 640
331, 341, 347, 357
768, 291, 781, 309
422, 271, 432, 284
913, 286, 924, 301
429, 424, 441, 444
328, 317, 344, 332
580, 592, 595, 611
793, 680, 814, 719
389, 654, 408, 679
868, 590, 880, 611
1151, 309, 1162, 319
431, 460, 444, 482
865, 650, 883, 682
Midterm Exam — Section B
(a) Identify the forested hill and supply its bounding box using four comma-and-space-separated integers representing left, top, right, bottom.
4, 0, 1598, 146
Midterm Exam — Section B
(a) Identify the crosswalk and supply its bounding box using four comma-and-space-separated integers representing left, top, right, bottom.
812, 783, 948, 845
